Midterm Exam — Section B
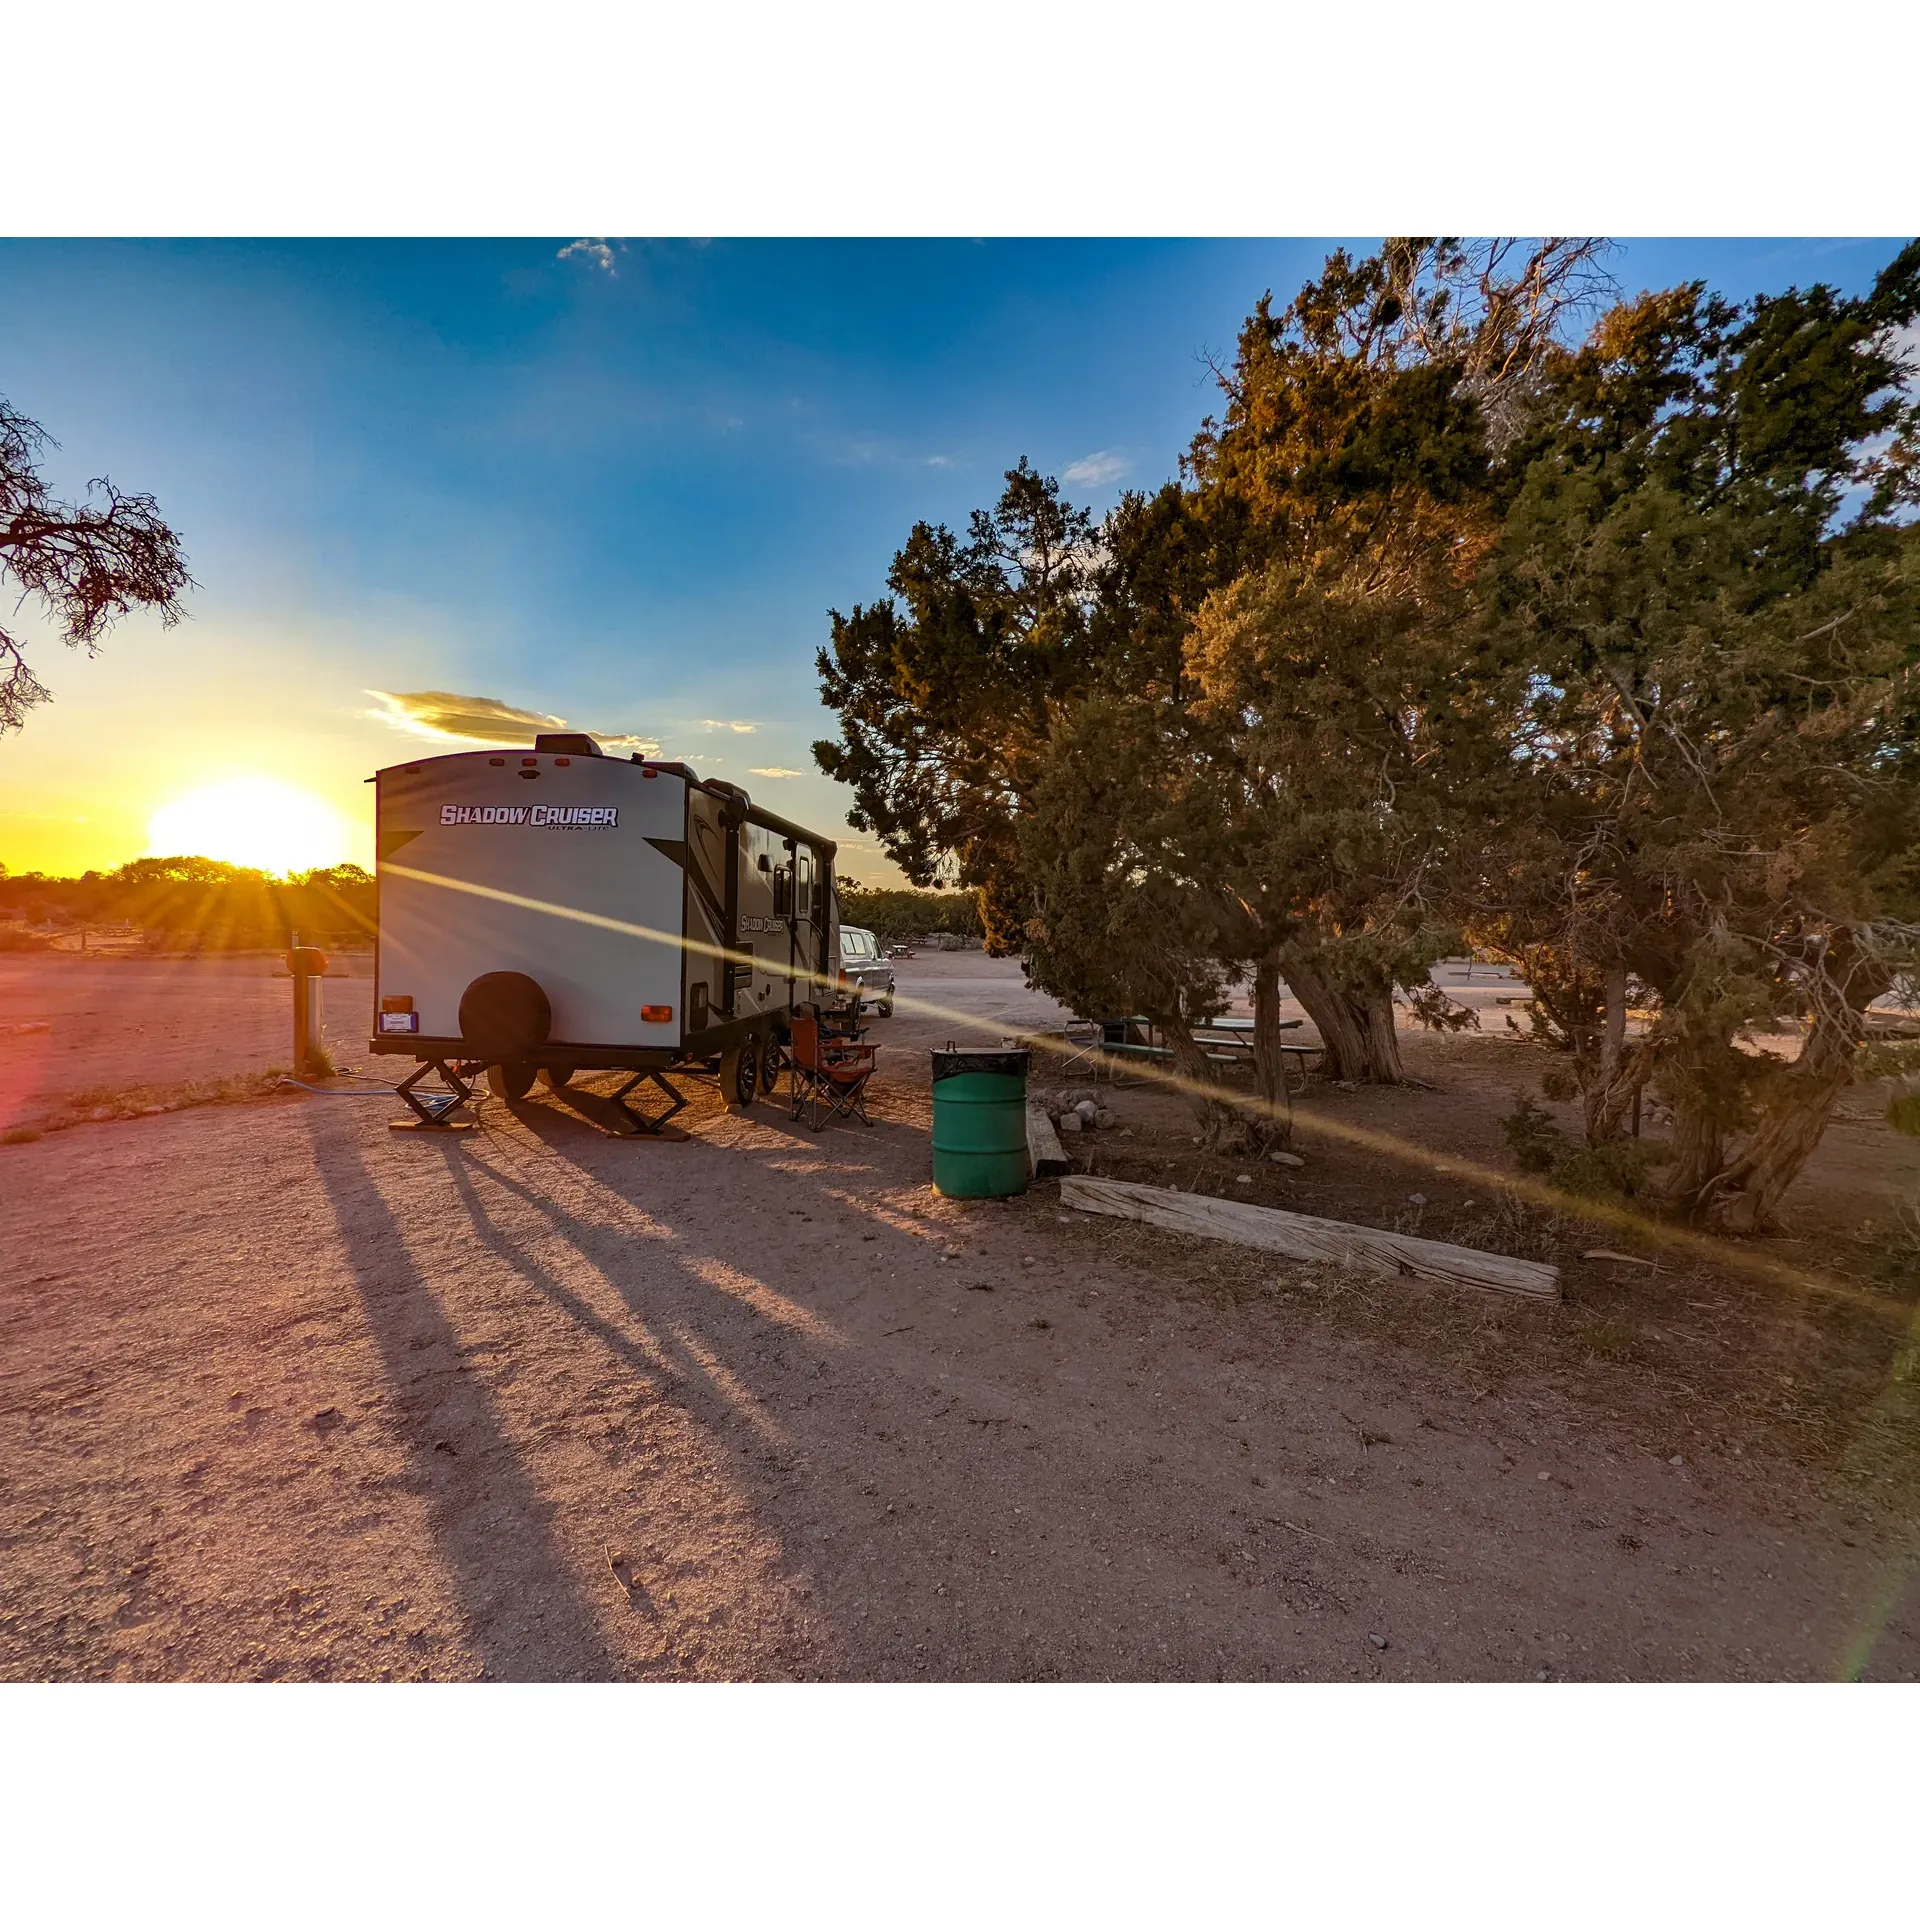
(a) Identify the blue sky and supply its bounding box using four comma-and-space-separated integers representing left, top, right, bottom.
0, 235, 1910, 878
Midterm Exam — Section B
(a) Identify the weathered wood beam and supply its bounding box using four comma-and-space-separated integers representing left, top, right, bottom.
1027, 1100, 1071, 1178
1057, 1175, 1559, 1301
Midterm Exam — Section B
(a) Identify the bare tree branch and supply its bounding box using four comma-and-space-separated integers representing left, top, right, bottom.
1, 396, 192, 732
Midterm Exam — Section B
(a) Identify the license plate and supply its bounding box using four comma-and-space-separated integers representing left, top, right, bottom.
379, 1012, 420, 1034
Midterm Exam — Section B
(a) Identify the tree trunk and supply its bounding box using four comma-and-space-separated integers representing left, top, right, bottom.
1701, 975, 1880, 1234
1662, 1100, 1726, 1218
1250, 951, 1295, 1148
1282, 948, 1406, 1084
1582, 964, 1628, 1143
1582, 969, 1652, 1146
1162, 1017, 1245, 1151
1583, 1039, 1653, 1145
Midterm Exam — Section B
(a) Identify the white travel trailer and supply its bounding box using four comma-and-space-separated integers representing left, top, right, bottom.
369, 734, 841, 1130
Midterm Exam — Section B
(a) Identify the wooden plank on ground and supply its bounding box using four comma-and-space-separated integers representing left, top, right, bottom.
1027, 1100, 1071, 1178
1057, 1175, 1559, 1302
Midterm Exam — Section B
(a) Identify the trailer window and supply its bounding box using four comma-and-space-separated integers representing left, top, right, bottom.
796, 850, 813, 919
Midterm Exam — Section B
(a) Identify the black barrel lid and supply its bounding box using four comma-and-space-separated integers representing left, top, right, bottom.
931, 1045, 1030, 1082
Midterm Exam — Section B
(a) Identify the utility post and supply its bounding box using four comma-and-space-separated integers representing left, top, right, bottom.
287, 941, 330, 1078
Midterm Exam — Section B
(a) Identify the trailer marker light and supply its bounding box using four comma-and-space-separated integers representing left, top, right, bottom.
381, 995, 414, 1013
489, 757, 505, 767
522, 757, 538, 766
642, 768, 658, 779
555, 756, 571, 766
641, 1004, 673, 1023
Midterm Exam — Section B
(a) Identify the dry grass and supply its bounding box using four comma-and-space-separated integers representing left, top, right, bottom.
2, 1068, 296, 1144
1032, 1115, 1917, 1486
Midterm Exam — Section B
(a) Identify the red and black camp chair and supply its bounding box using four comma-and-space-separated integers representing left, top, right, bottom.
788, 1014, 878, 1131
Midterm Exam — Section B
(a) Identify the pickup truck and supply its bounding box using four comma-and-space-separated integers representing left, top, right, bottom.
836, 924, 895, 1017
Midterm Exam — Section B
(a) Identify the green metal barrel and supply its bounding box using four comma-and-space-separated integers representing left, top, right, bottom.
930, 1047, 1030, 1199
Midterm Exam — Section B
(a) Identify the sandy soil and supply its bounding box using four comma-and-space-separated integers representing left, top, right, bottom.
0, 950, 375, 1127
3, 950, 1917, 1681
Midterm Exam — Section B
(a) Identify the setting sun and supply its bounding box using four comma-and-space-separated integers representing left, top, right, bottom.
145, 776, 354, 877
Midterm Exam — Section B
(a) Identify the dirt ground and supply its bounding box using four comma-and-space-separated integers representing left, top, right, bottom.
3, 949, 1918, 1681
0, 949, 376, 1129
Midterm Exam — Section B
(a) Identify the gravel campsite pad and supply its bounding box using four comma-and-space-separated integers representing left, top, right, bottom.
3, 951, 1918, 1681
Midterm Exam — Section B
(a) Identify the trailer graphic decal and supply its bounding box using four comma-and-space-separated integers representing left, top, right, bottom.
439, 804, 619, 829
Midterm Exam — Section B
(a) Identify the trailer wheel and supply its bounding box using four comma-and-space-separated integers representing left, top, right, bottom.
723, 1034, 759, 1109
486, 1062, 536, 1102
460, 971, 551, 1057
539, 1065, 574, 1089
759, 1038, 784, 1096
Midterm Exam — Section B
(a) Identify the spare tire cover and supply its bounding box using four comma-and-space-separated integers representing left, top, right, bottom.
459, 971, 552, 1059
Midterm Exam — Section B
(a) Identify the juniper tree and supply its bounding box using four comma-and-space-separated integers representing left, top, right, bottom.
1017, 693, 1268, 1147
814, 458, 1100, 952
1158, 239, 1611, 1079
1476, 244, 1920, 1228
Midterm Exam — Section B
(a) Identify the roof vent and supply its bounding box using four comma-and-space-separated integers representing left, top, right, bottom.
533, 733, 603, 756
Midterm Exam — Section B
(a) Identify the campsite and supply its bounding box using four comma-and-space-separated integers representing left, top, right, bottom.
4, 231, 1920, 1692
14, 22, 1920, 1914
4, 936, 1917, 1681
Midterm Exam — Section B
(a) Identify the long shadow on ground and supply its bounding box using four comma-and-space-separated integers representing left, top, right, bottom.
303, 1108, 618, 1679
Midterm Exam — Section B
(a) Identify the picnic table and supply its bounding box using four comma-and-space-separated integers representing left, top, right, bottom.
1066, 1015, 1321, 1089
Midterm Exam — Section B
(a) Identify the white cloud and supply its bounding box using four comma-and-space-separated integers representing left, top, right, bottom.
748, 766, 804, 779
1064, 449, 1129, 487
701, 719, 757, 734
557, 238, 617, 274
366, 690, 656, 756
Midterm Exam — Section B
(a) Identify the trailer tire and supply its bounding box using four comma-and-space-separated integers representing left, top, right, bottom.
539, 1065, 574, 1089
459, 971, 552, 1059
722, 1034, 759, 1110
486, 1062, 537, 1102
759, 1038, 784, 1096
877, 995, 894, 1017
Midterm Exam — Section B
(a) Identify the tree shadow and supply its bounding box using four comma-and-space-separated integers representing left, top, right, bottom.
439, 1145, 810, 1465
302, 1109, 620, 1679
449, 1105, 1095, 1675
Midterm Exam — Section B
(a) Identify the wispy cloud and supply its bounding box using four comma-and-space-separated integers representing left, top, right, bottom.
1064, 448, 1129, 487
367, 690, 657, 756
815, 431, 956, 471
369, 690, 564, 745
557, 237, 618, 275
748, 766, 804, 779
701, 718, 758, 734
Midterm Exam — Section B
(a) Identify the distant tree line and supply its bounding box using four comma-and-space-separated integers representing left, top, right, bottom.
0, 857, 375, 950
834, 880, 983, 944
816, 237, 1920, 1232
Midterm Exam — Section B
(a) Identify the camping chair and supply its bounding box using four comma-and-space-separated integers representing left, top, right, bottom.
1059, 1018, 1105, 1080
789, 1014, 878, 1131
